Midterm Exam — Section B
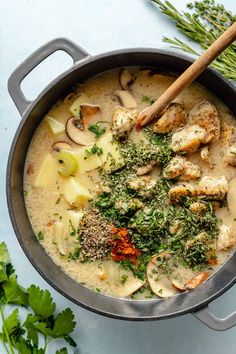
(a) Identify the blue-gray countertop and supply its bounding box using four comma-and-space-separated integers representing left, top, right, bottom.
1, 0, 236, 353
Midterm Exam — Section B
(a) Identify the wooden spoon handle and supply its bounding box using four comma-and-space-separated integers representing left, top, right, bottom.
137, 22, 236, 128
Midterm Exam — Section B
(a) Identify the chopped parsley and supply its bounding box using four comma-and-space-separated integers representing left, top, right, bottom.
120, 274, 128, 285
55, 197, 61, 205
84, 144, 103, 159
142, 95, 155, 105
88, 123, 106, 138
37, 231, 44, 241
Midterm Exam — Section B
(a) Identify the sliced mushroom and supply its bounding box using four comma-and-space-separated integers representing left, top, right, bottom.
147, 254, 179, 298
187, 100, 220, 143
119, 69, 135, 90
52, 141, 72, 152
171, 266, 195, 291
80, 103, 101, 121
114, 90, 137, 109
185, 272, 209, 290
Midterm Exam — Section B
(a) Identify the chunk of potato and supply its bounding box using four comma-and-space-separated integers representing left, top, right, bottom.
34, 154, 59, 187
97, 132, 124, 173
72, 146, 102, 173
69, 93, 91, 117
63, 177, 93, 207
46, 116, 65, 135
66, 210, 84, 229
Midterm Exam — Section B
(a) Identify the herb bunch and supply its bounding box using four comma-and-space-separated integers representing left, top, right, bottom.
0, 243, 77, 354
150, 0, 236, 79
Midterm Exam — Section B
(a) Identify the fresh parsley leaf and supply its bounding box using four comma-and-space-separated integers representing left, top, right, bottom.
0, 242, 9, 263
23, 314, 40, 346
84, 144, 103, 159
2, 274, 28, 306
56, 348, 69, 354
3, 308, 20, 336
64, 334, 77, 347
0, 263, 8, 283
52, 308, 76, 337
88, 123, 106, 138
28, 285, 55, 319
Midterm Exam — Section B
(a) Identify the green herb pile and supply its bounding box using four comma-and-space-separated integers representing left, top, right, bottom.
150, 0, 236, 80
0, 243, 77, 354
95, 127, 219, 279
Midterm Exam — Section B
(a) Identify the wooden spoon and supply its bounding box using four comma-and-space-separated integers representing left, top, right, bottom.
137, 22, 236, 128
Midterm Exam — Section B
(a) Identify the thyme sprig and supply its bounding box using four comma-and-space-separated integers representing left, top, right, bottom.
150, 0, 236, 79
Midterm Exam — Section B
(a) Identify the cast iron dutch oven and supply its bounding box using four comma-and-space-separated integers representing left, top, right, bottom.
7, 38, 236, 330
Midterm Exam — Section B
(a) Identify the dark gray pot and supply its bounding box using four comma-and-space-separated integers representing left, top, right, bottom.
7, 38, 236, 330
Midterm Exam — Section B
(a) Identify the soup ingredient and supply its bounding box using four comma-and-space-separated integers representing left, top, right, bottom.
66, 117, 96, 146
63, 177, 92, 206
97, 132, 124, 172
46, 116, 65, 135
171, 124, 207, 153
171, 266, 195, 290
187, 100, 220, 143
73, 145, 102, 172
163, 156, 201, 180
110, 227, 140, 262
154, 102, 186, 133
119, 69, 135, 90
223, 144, 236, 166
69, 93, 91, 117
227, 177, 236, 216
169, 182, 197, 201
216, 224, 236, 251
88, 122, 106, 138
102, 261, 145, 297
151, 0, 236, 80
79, 209, 113, 261
185, 271, 209, 290
136, 161, 156, 176
52, 141, 72, 152
54, 221, 79, 256
147, 254, 179, 298
0, 242, 77, 353
200, 145, 210, 161
34, 154, 59, 187
114, 90, 137, 109
112, 106, 137, 138
197, 175, 228, 199
80, 103, 101, 121
56, 151, 78, 177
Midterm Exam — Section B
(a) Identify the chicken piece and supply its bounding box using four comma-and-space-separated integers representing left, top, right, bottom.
223, 144, 236, 166
179, 161, 201, 181
200, 146, 210, 161
217, 225, 236, 251
221, 123, 235, 148
112, 106, 137, 138
197, 175, 228, 200
187, 100, 220, 143
115, 198, 143, 214
128, 176, 155, 191
163, 156, 201, 181
169, 220, 182, 235
136, 161, 156, 176
163, 156, 186, 179
169, 183, 197, 201
189, 201, 206, 214
154, 102, 186, 133
171, 124, 207, 153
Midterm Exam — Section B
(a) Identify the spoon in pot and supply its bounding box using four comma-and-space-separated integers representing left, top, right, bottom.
136, 22, 236, 129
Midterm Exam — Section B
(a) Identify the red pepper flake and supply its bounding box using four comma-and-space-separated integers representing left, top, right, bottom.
27, 164, 34, 175
110, 227, 140, 263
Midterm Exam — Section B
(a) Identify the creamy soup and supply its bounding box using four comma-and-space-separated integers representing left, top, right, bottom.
24, 68, 236, 299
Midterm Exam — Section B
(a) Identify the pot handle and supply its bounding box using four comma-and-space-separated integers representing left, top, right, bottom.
8, 38, 89, 116
193, 305, 236, 331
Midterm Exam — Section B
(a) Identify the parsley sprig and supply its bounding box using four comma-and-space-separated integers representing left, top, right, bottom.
0, 243, 77, 353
